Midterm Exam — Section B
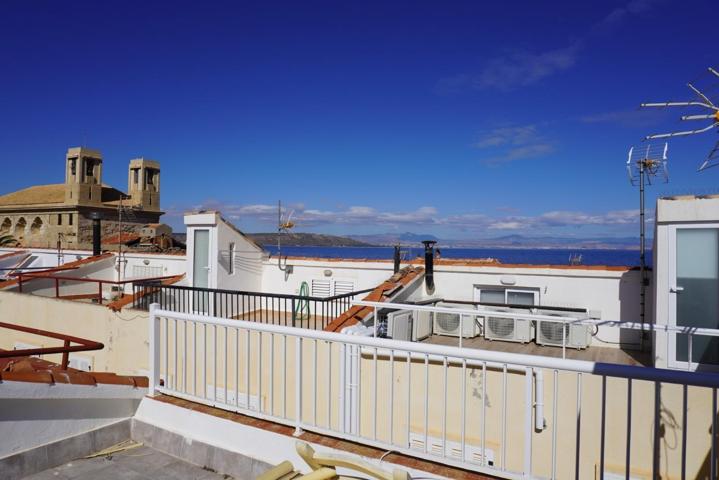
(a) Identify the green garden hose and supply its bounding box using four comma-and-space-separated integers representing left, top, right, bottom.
295, 281, 310, 321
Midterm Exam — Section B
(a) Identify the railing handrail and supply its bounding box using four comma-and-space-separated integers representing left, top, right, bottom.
353, 299, 719, 337
151, 306, 719, 388
18, 273, 179, 285
137, 282, 374, 302
0, 321, 104, 369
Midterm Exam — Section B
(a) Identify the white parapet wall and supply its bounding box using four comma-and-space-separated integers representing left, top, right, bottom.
0, 381, 145, 458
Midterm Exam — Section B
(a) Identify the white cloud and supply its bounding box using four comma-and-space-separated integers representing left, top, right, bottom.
169, 201, 645, 234
474, 124, 555, 166
437, 0, 662, 93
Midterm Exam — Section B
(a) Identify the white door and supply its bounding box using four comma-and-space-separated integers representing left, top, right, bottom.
669, 225, 719, 370
192, 229, 211, 313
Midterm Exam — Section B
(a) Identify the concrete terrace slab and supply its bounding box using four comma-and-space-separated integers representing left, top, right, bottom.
22, 445, 234, 480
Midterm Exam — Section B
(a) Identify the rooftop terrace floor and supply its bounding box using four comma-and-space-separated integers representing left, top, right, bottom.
422, 333, 651, 366
23, 443, 235, 480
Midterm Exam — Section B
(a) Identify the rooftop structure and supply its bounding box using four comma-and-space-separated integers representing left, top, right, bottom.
0, 147, 163, 250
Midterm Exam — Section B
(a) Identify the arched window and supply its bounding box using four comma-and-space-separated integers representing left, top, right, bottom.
0, 218, 10, 234
14, 218, 26, 236
30, 217, 43, 234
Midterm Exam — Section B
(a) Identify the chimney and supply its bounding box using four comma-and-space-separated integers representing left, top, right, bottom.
91, 213, 101, 256
393, 244, 401, 273
422, 240, 437, 291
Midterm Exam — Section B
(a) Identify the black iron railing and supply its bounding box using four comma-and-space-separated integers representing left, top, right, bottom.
132, 282, 373, 330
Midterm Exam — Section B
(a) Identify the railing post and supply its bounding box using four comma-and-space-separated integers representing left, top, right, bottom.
61, 339, 70, 369
291, 298, 296, 328
294, 336, 303, 436
55, 278, 60, 299
524, 367, 533, 476
149, 303, 161, 396
98, 281, 103, 305
18, 274, 23, 293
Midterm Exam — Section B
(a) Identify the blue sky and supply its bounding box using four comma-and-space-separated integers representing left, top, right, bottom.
0, 0, 717, 239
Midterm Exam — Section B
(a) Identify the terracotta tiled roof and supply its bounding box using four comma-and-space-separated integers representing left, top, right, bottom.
107, 273, 186, 311
0, 252, 115, 290
0, 184, 136, 209
0, 249, 28, 261
0, 184, 65, 206
102, 232, 141, 245
0, 355, 147, 387
280, 256, 636, 272
324, 266, 424, 333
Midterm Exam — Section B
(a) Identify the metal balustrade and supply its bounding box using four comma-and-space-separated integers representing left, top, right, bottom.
149, 303, 719, 480
135, 283, 373, 330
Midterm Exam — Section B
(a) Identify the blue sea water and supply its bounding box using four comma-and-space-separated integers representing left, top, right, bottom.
265, 246, 649, 267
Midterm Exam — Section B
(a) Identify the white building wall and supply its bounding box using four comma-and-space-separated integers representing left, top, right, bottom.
0, 381, 145, 458
653, 195, 719, 369
260, 258, 395, 295
184, 212, 263, 292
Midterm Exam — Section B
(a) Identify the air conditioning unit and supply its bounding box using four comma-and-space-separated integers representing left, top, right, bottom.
386, 310, 433, 341
535, 311, 592, 349
433, 307, 480, 338
483, 311, 534, 343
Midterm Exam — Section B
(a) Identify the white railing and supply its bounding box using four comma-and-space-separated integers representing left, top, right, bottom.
149, 303, 719, 480
355, 300, 719, 370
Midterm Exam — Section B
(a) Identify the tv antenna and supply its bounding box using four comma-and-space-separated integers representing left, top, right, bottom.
626, 142, 669, 345
276, 200, 295, 272
640, 66, 719, 171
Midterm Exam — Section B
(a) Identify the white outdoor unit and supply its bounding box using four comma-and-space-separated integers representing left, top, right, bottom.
535, 311, 592, 349
386, 310, 433, 342
433, 306, 480, 338
482, 308, 533, 343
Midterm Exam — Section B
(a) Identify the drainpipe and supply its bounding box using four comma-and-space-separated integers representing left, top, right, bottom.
393, 244, 401, 274
422, 240, 436, 291
91, 213, 101, 256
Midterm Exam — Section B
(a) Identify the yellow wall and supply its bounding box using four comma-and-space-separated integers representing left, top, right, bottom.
1, 291, 716, 479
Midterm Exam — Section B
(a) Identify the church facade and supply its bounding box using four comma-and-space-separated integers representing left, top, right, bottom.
0, 147, 163, 250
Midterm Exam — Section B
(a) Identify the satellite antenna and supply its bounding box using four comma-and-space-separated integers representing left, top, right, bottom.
277, 200, 295, 272
640, 66, 719, 170
626, 142, 669, 345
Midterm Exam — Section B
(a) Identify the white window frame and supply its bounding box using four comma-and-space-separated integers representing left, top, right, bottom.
311, 278, 355, 297
667, 223, 719, 371
228, 242, 236, 275
473, 286, 539, 306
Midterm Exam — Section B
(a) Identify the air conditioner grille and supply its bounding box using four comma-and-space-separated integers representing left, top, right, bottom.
487, 317, 515, 338
436, 313, 460, 332
539, 320, 570, 343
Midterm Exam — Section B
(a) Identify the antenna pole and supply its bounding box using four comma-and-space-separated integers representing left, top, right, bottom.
639, 161, 647, 346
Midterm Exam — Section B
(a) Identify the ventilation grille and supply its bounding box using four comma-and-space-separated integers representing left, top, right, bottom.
333, 280, 355, 295
311, 279, 331, 297
539, 319, 570, 344
435, 312, 460, 333
487, 317, 515, 338
408, 433, 494, 466
133, 265, 164, 278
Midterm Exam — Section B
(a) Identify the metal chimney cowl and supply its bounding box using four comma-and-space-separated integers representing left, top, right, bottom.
422, 240, 436, 291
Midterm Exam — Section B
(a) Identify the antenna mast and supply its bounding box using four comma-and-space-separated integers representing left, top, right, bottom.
641, 66, 719, 170
626, 142, 669, 347
277, 200, 296, 271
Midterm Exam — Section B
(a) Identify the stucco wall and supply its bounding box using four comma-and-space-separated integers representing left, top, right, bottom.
0, 291, 150, 376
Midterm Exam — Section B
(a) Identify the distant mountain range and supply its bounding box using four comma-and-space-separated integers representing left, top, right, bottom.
248, 232, 372, 247
173, 230, 642, 250
349, 232, 643, 250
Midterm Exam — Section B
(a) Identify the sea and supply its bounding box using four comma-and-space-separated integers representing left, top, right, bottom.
264, 246, 649, 267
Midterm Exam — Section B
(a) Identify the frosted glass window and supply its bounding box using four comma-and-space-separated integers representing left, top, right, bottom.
676, 228, 719, 365
480, 289, 506, 304
507, 290, 535, 306
193, 230, 210, 288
